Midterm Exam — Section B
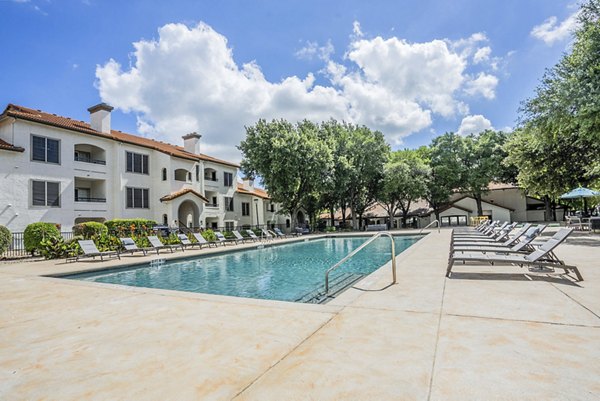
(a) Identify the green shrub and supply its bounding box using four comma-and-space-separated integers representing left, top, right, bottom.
325, 226, 337, 232
132, 234, 151, 248
104, 219, 157, 237
162, 233, 181, 245
222, 230, 235, 239
72, 221, 108, 239
24, 222, 60, 254
0, 225, 12, 255
201, 229, 216, 242
95, 233, 121, 252
39, 234, 82, 259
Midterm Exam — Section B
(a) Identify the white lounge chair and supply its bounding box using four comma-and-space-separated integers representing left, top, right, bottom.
119, 237, 150, 256
147, 235, 184, 253
192, 233, 218, 248
273, 227, 288, 238
177, 233, 203, 249
214, 231, 236, 245
260, 228, 273, 240
71, 240, 120, 262
245, 230, 260, 241
231, 230, 250, 244
447, 228, 582, 281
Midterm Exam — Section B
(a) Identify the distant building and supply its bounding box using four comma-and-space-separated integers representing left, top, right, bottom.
320, 183, 566, 228
0, 103, 290, 232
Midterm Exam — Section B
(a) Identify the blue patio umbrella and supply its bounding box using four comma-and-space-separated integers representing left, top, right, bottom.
560, 187, 600, 215
559, 187, 600, 199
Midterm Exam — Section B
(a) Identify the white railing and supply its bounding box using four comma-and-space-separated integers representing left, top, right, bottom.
419, 219, 440, 235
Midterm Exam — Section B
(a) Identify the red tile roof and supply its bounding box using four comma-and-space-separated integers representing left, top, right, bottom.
1, 104, 239, 168
160, 188, 209, 203
0, 138, 24, 152
235, 183, 271, 199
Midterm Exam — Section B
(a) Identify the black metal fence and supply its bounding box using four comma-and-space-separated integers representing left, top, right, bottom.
1, 231, 74, 259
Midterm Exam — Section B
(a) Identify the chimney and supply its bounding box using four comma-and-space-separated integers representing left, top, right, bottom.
87, 103, 113, 134
182, 132, 201, 155
243, 179, 254, 190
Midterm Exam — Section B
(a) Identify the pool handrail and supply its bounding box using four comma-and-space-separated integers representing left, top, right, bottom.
419, 219, 440, 235
324, 232, 396, 294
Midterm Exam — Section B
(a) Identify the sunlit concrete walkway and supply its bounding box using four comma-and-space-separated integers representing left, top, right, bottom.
1, 229, 599, 400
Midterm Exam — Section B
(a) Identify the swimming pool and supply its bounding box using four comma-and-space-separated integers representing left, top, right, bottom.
65, 235, 422, 303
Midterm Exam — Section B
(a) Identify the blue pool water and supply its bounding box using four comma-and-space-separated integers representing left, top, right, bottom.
66, 235, 421, 302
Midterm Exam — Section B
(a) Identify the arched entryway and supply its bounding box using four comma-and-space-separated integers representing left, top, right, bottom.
297, 211, 305, 226
177, 200, 200, 229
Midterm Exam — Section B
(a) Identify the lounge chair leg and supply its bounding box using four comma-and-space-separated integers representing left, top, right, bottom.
566, 265, 584, 282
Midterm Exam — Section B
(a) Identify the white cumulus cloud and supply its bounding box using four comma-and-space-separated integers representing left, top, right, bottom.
464, 72, 498, 99
457, 114, 493, 136
531, 11, 580, 45
96, 22, 499, 161
473, 46, 491, 64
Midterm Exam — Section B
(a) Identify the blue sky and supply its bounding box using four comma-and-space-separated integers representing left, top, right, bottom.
0, 0, 578, 161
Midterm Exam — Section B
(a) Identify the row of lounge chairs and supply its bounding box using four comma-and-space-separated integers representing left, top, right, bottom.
69, 228, 295, 262
446, 220, 583, 281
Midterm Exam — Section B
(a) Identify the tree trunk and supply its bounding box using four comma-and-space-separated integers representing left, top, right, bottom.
291, 208, 298, 230
330, 207, 335, 227
475, 193, 483, 216
543, 195, 552, 222
389, 210, 394, 229
551, 200, 557, 221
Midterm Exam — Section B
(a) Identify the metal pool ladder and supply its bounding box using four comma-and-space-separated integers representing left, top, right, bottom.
324, 232, 396, 294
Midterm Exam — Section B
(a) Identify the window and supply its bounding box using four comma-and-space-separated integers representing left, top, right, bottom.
31, 135, 60, 164
126, 151, 149, 174
162, 214, 168, 225
162, 168, 167, 181
225, 221, 235, 231
32, 180, 60, 207
187, 172, 192, 182
224, 172, 233, 187
269, 203, 275, 212
286, 219, 290, 228
195, 165, 200, 182
126, 187, 149, 209
224, 197, 234, 212
242, 202, 250, 216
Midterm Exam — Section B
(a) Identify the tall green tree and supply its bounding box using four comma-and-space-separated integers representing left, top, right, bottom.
517, 0, 600, 189
238, 119, 333, 228
424, 133, 464, 222
379, 150, 430, 228
459, 130, 513, 216
318, 120, 353, 227
344, 125, 389, 229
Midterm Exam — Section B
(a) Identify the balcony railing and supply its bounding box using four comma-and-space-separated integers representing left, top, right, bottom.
204, 176, 218, 182
206, 203, 219, 208
74, 155, 106, 165
75, 197, 106, 203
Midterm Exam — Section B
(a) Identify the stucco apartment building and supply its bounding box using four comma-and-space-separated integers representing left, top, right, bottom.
0, 103, 289, 233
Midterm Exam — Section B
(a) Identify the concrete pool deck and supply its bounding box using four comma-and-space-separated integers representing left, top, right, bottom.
1, 229, 599, 400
